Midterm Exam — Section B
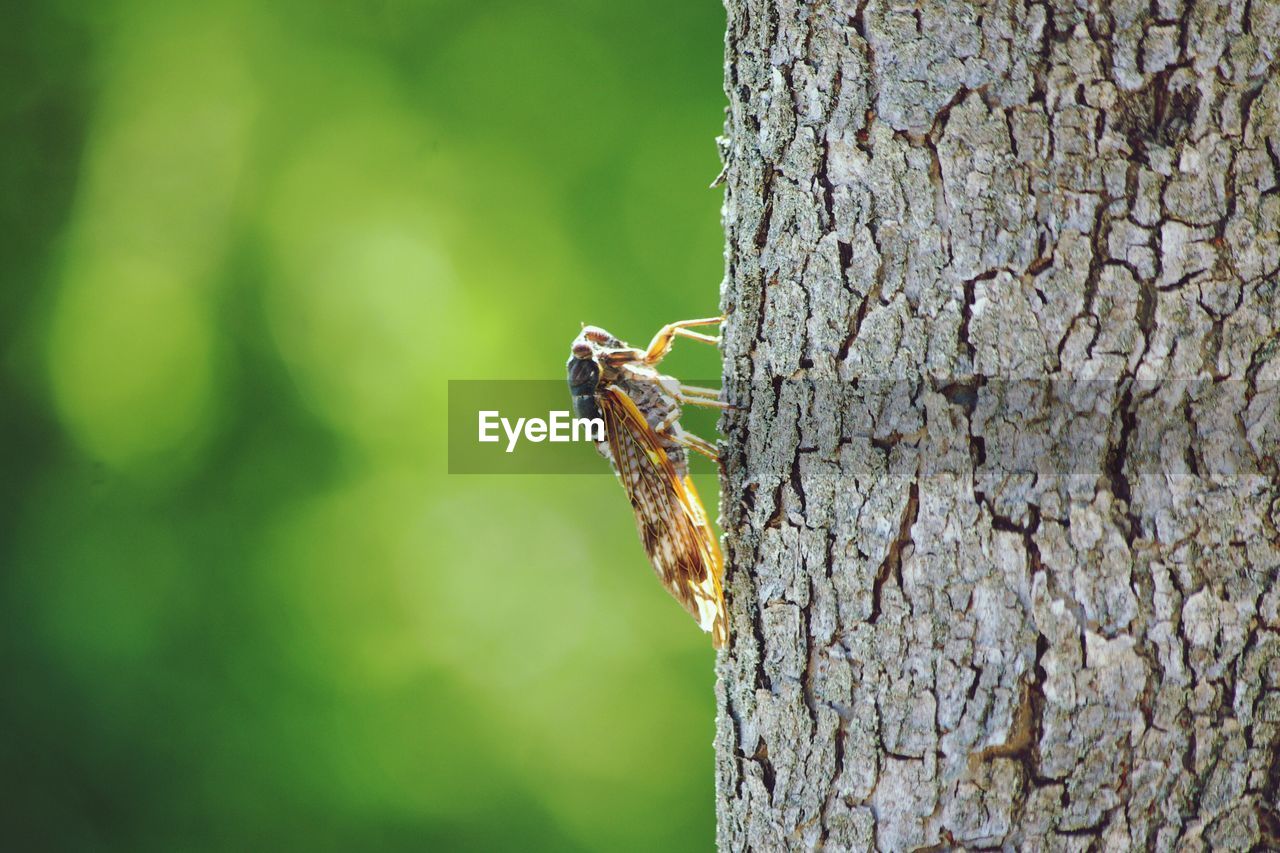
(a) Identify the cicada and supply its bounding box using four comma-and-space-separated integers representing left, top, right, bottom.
567, 318, 729, 649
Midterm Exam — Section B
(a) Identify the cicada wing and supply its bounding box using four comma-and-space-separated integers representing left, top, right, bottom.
597, 386, 727, 649
677, 472, 727, 648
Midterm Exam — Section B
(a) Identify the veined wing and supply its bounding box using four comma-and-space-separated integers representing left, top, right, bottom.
597, 385, 727, 649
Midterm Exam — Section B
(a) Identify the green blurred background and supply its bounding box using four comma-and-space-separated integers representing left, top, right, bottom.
2, 1, 728, 849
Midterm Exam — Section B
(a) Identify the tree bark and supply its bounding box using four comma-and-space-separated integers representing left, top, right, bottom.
714, 0, 1280, 849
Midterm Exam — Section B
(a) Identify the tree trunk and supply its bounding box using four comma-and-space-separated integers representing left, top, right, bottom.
714, 0, 1280, 849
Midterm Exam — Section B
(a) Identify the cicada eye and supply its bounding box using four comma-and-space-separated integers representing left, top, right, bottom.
582, 326, 611, 344
572, 342, 593, 359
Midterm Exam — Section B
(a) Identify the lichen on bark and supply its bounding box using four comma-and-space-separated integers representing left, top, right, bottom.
714, 0, 1280, 849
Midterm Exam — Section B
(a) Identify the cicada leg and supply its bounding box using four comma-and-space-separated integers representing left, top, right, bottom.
643, 317, 724, 365
668, 425, 719, 462
651, 412, 720, 462
676, 385, 734, 410
601, 347, 648, 368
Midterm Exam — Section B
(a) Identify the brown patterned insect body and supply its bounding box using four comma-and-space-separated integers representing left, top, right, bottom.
567, 319, 729, 649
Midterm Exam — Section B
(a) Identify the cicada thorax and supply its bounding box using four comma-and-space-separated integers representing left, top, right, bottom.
609, 372, 689, 476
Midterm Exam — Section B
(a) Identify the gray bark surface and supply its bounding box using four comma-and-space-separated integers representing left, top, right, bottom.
714, 0, 1280, 849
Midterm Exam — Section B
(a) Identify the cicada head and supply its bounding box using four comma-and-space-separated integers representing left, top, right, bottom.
566, 349, 601, 420
568, 325, 630, 419
570, 324, 623, 356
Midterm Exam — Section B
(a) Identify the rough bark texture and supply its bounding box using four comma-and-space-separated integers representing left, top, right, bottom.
714, 0, 1280, 849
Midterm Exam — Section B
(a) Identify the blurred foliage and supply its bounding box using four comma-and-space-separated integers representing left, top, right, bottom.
1, 0, 728, 849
